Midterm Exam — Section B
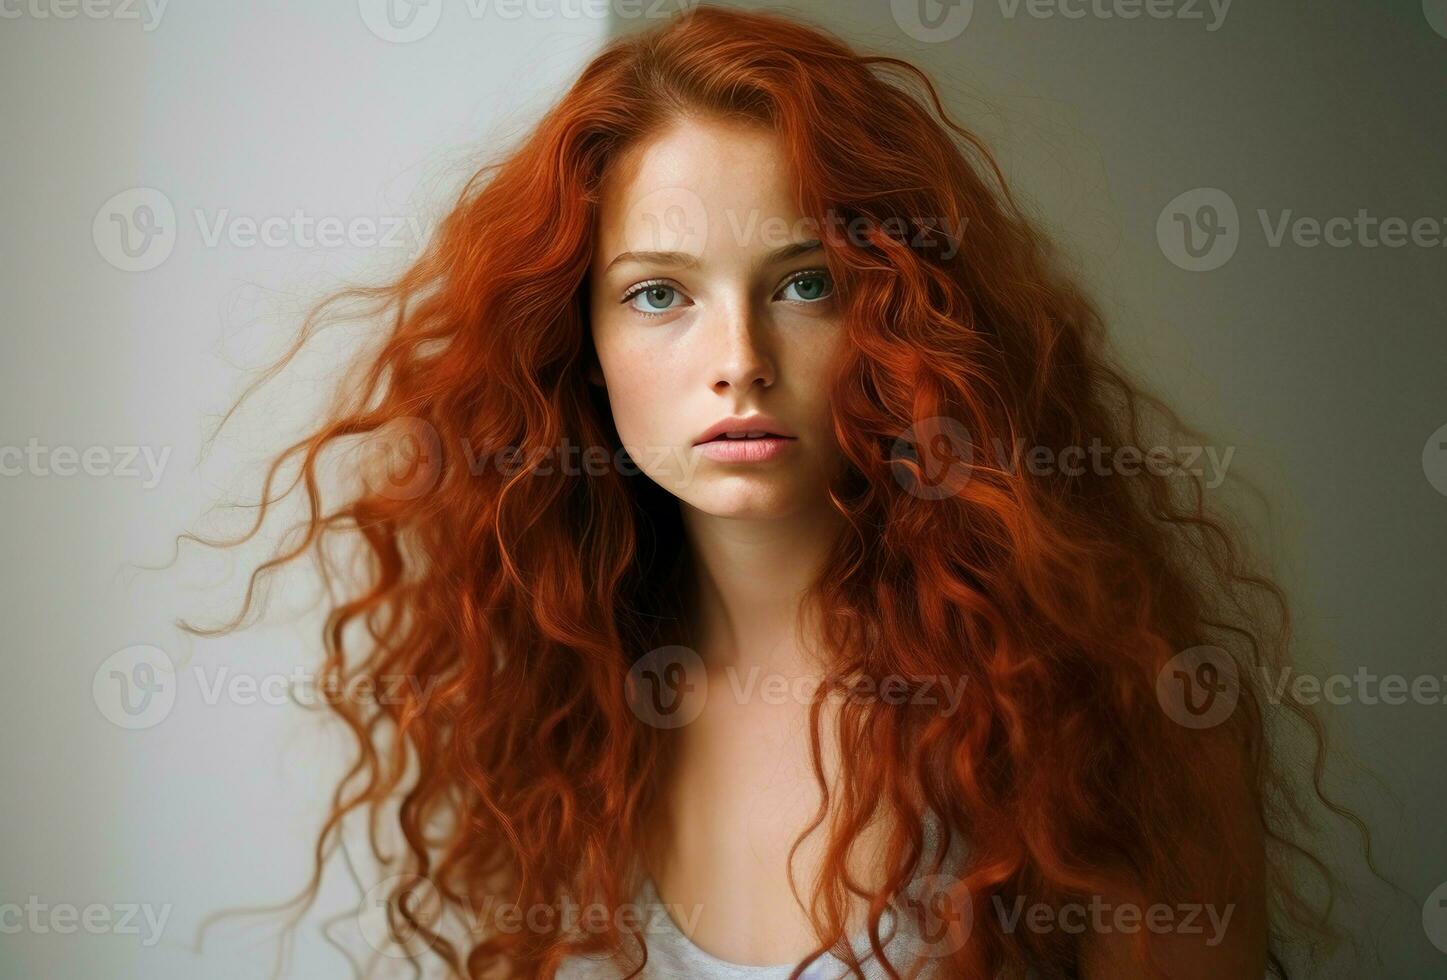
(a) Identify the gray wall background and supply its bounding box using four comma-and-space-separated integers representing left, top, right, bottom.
1, 0, 1443, 977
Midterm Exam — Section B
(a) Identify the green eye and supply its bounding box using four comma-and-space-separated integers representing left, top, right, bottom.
780, 271, 833, 302
621, 271, 833, 317
624, 282, 685, 316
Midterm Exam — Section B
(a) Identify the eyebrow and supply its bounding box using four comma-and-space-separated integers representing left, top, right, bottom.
602, 238, 823, 275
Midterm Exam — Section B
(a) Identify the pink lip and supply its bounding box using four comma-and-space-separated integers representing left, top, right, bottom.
693, 414, 796, 446
695, 436, 797, 462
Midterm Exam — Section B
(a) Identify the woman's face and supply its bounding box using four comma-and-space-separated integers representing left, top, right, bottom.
587, 116, 847, 520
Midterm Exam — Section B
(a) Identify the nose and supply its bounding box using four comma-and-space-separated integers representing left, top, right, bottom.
709, 299, 776, 393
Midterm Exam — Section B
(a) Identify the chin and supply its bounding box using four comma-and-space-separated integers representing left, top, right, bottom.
683, 481, 810, 520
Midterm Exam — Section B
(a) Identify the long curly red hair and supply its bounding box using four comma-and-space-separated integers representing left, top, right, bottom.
187, 5, 1377, 978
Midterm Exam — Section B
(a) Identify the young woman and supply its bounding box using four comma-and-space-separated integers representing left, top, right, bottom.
196, 5, 1364, 978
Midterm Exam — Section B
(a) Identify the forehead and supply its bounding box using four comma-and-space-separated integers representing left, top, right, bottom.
593, 116, 806, 261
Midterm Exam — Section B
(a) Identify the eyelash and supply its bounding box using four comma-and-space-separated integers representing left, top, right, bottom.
620, 269, 834, 319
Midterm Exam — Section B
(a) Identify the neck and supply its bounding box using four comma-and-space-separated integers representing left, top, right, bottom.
677, 500, 846, 678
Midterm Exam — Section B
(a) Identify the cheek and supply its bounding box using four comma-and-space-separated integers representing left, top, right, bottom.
789, 327, 846, 408
594, 331, 678, 444
606, 374, 664, 444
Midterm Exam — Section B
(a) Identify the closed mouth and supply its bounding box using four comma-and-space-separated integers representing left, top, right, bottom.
704, 431, 792, 442
693, 415, 798, 445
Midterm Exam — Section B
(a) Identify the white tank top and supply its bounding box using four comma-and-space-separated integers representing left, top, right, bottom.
554, 816, 966, 979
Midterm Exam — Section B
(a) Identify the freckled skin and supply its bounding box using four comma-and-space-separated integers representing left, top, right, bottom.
586, 116, 847, 522
585, 117, 880, 967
